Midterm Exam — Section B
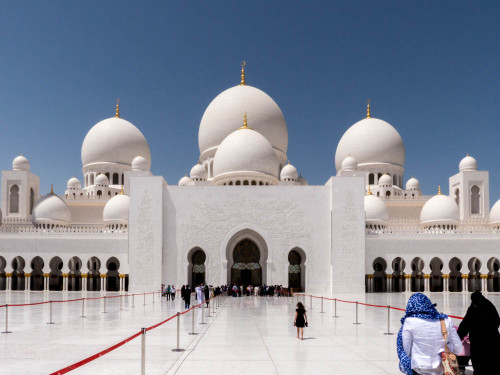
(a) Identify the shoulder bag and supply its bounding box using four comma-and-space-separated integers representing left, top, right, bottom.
440, 319, 459, 375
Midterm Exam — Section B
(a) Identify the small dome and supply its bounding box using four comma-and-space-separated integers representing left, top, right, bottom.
459, 154, 477, 172
103, 193, 130, 226
132, 156, 150, 172
489, 199, 500, 227
95, 174, 109, 186
364, 193, 389, 225
280, 163, 298, 181
81, 117, 151, 170
199, 85, 288, 163
178, 175, 190, 186
213, 126, 279, 180
297, 174, 309, 186
67, 177, 81, 190
335, 117, 405, 172
190, 164, 207, 181
341, 155, 358, 171
13, 154, 30, 171
420, 189, 460, 226
32, 193, 71, 226
378, 174, 392, 187
406, 177, 420, 190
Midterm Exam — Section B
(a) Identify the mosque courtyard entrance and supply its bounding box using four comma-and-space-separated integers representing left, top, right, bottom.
230, 239, 262, 286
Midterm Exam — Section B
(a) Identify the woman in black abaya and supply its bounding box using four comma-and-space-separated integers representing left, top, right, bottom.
457, 291, 500, 374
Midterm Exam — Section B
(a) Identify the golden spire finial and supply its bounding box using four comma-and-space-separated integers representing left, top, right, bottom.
438, 185, 442, 195
366, 99, 371, 118
50, 185, 54, 195
239, 112, 253, 129
120, 185, 124, 195
467, 152, 469, 157
367, 185, 372, 195
240, 61, 246, 86
115, 99, 120, 118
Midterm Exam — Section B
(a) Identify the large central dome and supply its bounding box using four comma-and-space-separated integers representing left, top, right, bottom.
81, 117, 151, 169
198, 85, 288, 164
335, 117, 405, 172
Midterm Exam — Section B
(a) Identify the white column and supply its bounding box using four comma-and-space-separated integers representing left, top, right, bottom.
462, 275, 468, 293
405, 275, 411, 292
25, 274, 30, 291
81, 274, 87, 291
481, 275, 487, 292
100, 275, 106, 292
443, 275, 449, 293
386, 275, 392, 292
6, 273, 12, 291
119, 275, 124, 292
424, 275, 430, 292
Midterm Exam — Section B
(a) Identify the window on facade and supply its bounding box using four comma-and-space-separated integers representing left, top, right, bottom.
97, 190, 102, 197
90, 174, 94, 185
471, 185, 480, 214
386, 191, 391, 197
9, 185, 19, 213
368, 173, 374, 185
113, 173, 119, 185
30, 188, 34, 214
121, 174, 124, 184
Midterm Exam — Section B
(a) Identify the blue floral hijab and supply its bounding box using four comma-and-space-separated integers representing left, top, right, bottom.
397, 293, 447, 375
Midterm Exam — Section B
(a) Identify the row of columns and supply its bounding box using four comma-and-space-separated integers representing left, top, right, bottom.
1, 273, 127, 292
367, 273, 492, 293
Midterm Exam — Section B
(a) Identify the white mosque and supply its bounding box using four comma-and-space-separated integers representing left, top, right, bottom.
0, 64, 499, 295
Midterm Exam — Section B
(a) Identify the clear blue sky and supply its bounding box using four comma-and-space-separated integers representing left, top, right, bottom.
1, 1, 499, 201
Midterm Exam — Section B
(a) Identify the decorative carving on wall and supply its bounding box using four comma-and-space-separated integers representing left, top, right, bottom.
135, 189, 154, 286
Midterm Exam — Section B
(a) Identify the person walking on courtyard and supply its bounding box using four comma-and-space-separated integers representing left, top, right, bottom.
294, 302, 308, 340
181, 285, 185, 301
171, 285, 176, 300
397, 293, 462, 375
204, 284, 210, 307
166, 285, 171, 301
457, 291, 500, 374
195, 284, 204, 305
183, 285, 191, 309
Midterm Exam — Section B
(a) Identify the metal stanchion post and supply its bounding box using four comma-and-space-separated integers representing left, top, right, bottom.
353, 301, 361, 324
200, 304, 206, 324
81, 298, 86, 318
103, 296, 107, 313
384, 305, 394, 335
2, 305, 12, 333
333, 298, 338, 317
320, 296, 324, 313
143, 293, 146, 305
132, 294, 135, 308
47, 301, 55, 324
141, 328, 146, 375
310, 294, 313, 309
120, 295, 123, 311
206, 300, 211, 318
189, 307, 198, 335
153, 292, 155, 304
172, 312, 185, 352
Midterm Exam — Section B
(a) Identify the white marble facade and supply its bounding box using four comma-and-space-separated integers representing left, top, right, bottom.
1, 66, 500, 295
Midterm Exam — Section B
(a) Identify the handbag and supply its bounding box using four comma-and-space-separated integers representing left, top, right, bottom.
440, 319, 459, 375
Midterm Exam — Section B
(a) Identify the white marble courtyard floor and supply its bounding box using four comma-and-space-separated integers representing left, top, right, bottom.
1, 291, 498, 375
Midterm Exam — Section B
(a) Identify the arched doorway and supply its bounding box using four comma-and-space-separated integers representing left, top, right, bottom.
391, 257, 406, 292
231, 239, 262, 286
0, 256, 6, 291
487, 257, 500, 292
411, 257, 424, 292
49, 257, 63, 291
87, 256, 101, 291
12, 256, 26, 290
30, 256, 44, 291
468, 257, 482, 292
189, 249, 206, 288
288, 249, 305, 292
106, 257, 120, 291
449, 257, 462, 292
372, 257, 387, 292
68, 256, 82, 291
429, 257, 443, 292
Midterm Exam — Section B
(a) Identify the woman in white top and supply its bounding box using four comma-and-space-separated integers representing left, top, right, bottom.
397, 293, 463, 375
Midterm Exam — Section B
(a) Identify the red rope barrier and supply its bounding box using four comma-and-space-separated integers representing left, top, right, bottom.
49, 330, 143, 375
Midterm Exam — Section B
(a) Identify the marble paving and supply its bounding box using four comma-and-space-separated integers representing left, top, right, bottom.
1, 291, 497, 374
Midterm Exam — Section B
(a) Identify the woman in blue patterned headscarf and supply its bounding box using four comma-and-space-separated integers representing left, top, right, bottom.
397, 293, 456, 375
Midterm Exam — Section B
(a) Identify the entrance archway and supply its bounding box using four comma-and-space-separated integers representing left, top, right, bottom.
188, 249, 206, 288
230, 239, 262, 286
288, 248, 306, 292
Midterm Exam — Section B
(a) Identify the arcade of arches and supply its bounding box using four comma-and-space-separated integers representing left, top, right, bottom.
0, 255, 128, 292
367, 256, 500, 293
231, 239, 262, 286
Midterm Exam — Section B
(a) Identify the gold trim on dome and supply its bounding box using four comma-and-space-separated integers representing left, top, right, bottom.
438, 185, 442, 195
115, 99, 120, 118
366, 99, 371, 118
240, 61, 246, 85
50, 185, 54, 195
239, 112, 253, 130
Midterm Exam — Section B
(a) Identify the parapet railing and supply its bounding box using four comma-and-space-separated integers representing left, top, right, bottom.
0, 225, 127, 234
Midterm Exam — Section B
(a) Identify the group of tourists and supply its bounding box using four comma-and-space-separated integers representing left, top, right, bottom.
228, 284, 287, 297
160, 284, 176, 300
397, 291, 500, 375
